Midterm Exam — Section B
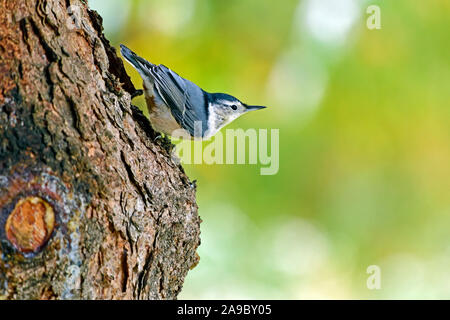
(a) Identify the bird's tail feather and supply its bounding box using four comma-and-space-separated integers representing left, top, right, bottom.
120, 44, 154, 74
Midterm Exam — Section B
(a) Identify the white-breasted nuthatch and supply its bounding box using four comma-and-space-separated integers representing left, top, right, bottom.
120, 44, 266, 139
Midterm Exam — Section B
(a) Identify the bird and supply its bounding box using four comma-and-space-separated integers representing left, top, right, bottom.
120, 44, 266, 140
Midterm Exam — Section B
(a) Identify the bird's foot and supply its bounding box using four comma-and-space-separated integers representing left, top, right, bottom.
154, 133, 174, 152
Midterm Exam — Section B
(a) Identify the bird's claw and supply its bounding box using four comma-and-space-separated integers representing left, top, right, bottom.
154, 133, 175, 153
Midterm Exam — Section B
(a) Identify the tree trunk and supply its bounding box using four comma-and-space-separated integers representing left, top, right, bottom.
0, 0, 200, 299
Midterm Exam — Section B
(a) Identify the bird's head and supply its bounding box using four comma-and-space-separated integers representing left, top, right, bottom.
207, 93, 266, 132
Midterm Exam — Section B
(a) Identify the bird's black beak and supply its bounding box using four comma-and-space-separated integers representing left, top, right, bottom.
245, 105, 267, 111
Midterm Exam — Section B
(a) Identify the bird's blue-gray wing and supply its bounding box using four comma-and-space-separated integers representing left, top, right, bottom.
149, 65, 208, 137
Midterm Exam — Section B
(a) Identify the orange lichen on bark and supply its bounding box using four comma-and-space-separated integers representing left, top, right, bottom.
5, 197, 55, 253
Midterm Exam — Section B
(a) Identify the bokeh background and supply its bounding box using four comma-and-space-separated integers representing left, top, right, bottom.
90, 0, 450, 299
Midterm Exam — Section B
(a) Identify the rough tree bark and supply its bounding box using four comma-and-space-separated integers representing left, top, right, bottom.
0, 0, 201, 299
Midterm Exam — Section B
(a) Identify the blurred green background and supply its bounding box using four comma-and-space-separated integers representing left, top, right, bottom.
90, 0, 450, 299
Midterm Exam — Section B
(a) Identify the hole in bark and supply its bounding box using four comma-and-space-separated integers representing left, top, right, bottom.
5, 196, 55, 253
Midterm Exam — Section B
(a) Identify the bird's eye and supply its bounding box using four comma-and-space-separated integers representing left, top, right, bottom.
230, 105, 238, 110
